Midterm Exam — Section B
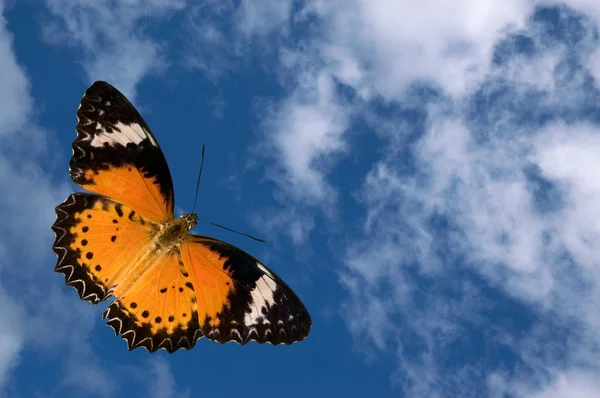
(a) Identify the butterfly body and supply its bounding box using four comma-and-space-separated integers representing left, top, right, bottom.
155, 213, 197, 248
52, 81, 311, 352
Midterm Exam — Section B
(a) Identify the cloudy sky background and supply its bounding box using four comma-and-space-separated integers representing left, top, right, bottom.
2, 1, 600, 397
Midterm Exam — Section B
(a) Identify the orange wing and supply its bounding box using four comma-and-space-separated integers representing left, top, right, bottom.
101, 235, 312, 352
70, 81, 174, 223
102, 249, 201, 352
52, 192, 158, 304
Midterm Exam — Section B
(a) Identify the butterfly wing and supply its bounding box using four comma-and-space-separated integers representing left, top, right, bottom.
102, 248, 201, 352
101, 234, 311, 352
52, 192, 158, 304
182, 235, 312, 345
70, 81, 174, 223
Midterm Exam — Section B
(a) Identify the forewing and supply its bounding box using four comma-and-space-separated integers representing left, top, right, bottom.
70, 81, 174, 223
52, 192, 157, 304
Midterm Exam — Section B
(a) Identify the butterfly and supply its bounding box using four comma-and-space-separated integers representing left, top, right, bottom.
52, 81, 311, 352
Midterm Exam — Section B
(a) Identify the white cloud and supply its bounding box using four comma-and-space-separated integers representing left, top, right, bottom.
0, 286, 24, 391
146, 358, 190, 398
0, 2, 122, 395
0, 3, 35, 391
61, 341, 116, 398
307, 0, 534, 99
253, 0, 600, 208
199, 1, 539, 241
184, 0, 293, 80
0, 4, 31, 137
262, 70, 349, 205
213, 1, 600, 397
42, 0, 186, 100
344, 97, 600, 396
235, 0, 292, 38
251, 206, 315, 246
529, 371, 600, 398
123, 358, 190, 398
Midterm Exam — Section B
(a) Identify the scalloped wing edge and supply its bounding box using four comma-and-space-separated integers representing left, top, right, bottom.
101, 302, 204, 353
101, 299, 308, 353
52, 193, 111, 305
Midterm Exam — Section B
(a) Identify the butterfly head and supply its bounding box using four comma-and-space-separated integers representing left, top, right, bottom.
181, 213, 198, 231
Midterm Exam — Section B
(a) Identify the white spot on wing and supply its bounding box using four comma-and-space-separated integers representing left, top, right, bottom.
147, 132, 157, 146
256, 261, 275, 279
89, 122, 154, 148
230, 329, 242, 340
244, 276, 277, 326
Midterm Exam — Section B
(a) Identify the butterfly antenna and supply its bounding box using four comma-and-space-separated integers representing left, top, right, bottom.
190, 144, 205, 216
190, 144, 266, 243
198, 219, 266, 243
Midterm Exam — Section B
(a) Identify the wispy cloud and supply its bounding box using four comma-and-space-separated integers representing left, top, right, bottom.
206, 2, 600, 397
337, 5, 600, 397
0, 3, 41, 391
0, 285, 24, 391
0, 3, 124, 396
123, 358, 190, 398
184, 0, 293, 81
186, 1, 354, 242
41, 0, 186, 100
260, 70, 349, 205
146, 358, 190, 398
0, 6, 31, 137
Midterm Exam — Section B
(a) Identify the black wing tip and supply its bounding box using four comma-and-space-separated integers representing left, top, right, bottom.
82, 81, 134, 106
85, 81, 121, 96
90, 80, 112, 87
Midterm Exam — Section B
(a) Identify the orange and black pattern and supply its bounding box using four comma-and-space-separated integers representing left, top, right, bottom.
71, 81, 174, 222
52, 81, 311, 352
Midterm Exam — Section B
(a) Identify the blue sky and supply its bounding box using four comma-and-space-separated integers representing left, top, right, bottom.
2, 1, 600, 397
